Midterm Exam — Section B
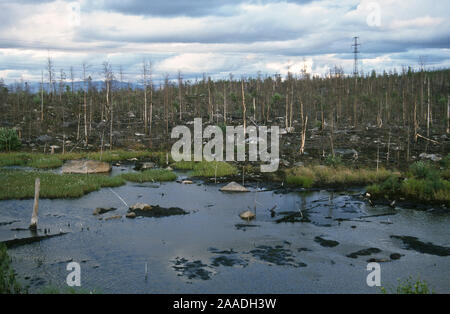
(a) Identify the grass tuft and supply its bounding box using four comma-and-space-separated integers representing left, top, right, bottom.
120, 169, 176, 183
285, 165, 392, 188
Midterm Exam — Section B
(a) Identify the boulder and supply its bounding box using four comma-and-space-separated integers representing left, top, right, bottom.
62, 160, 111, 174
239, 211, 256, 221
220, 182, 249, 193
130, 203, 152, 211
135, 162, 156, 171
419, 153, 442, 162
126, 212, 136, 219
181, 180, 193, 184
335, 148, 358, 159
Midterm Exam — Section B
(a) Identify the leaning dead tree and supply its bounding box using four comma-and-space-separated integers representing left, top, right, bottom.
29, 178, 40, 231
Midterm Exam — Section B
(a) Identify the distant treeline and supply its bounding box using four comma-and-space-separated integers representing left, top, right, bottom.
0, 66, 449, 148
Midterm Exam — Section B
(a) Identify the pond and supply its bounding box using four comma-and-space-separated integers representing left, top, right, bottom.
1, 169, 449, 293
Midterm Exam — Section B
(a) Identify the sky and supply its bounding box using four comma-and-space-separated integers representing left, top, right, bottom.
0, 0, 449, 85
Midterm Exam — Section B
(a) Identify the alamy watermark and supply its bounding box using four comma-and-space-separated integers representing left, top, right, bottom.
366, 262, 381, 287
66, 262, 81, 287
171, 118, 280, 173
364, 2, 381, 27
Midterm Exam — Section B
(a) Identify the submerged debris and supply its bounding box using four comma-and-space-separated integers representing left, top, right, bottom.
249, 245, 307, 268
276, 211, 311, 224
129, 204, 188, 218
172, 257, 213, 281
1, 232, 68, 248
93, 207, 117, 216
314, 236, 340, 248
391, 235, 450, 257
346, 248, 382, 259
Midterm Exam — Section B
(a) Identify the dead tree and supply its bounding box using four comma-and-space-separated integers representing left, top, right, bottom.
241, 79, 247, 134
142, 60, 149, 134
102, 62, 114, 149
82, 63, 89, 146
178, 70, 183, 121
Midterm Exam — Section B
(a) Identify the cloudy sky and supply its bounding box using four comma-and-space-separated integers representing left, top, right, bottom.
0, 0, 449, 84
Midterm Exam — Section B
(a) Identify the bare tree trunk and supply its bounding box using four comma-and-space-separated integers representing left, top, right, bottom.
178, 71, 183, 121
29, 178, 40, 231
241, 80, 246, 134
300, 116, 308, 155
40, 70, 44, 122
143, 61, 148, 134
208, 79, 213, 122
83, 63, 88, 146
223, 84, 227, 124
447, 95, 450, 134
427, 76, 431, 137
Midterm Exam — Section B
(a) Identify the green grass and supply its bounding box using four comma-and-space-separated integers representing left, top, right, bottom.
192, 161, 238, 177
367, 161, 450, 205
120, 169, 177, 183
381, 277, 433, 294
0, 170, 126, 200
0, 150, 174, 169
0, 243, 23, 294
285, 165, 392, 188
286, 175, 314, 188
172, 160, 238, 178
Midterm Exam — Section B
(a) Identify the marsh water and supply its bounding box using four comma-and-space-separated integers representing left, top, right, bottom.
1, 166, 449, 293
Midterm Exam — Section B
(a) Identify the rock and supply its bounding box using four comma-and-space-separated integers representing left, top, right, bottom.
181, 180, 193, 184
126, 212, 136, 219
36, 135, 52, 143
350, 135, 360, 143
166, 166, 173, 171
220, 182, 249, 193
390, 253, 403, 260
335, 148, 358, 159
280, 159, 290, 167
286, 127, 295, 133
141, 162, 156, 170
135, 162, 156, 171
239, 211, 256, 221
419, 153, 442, 162
62, 160, 111, 174
104, 215, 122, 221
130, 203, 152, 211
293, 161, 304, 167
93, 207, 117, 216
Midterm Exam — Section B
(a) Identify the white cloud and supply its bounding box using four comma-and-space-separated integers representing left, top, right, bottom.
0, 0, 448, 83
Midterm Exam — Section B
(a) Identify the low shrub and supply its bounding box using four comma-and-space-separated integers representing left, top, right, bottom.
0, 128, 21, 152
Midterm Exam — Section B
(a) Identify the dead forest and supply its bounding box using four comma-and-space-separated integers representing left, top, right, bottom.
1, 64, 449, 169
